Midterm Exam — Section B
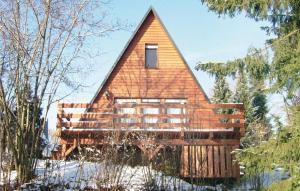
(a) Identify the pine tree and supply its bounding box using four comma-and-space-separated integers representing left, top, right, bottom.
199, 1, 300, 189
196, 48, 271, 147
211, 75, 232, 103
201, 0, 300, 101
233, 69, 248, 104
233, 64, 254, 124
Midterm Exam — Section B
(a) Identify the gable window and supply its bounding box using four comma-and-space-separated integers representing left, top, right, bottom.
145, 44, 158, 68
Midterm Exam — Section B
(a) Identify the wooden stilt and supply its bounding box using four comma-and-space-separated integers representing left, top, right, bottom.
137, 143, 163, 160
61, 144, 67, 159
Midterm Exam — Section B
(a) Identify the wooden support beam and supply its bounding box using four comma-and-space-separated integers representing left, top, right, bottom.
136, 144, 164, 160
61, 144, 67, 158
60, 121, 244, 129
60, 137, 240, 146
63, 139, 78, 160
149, 145, 164, 160
58, 103, 244, 110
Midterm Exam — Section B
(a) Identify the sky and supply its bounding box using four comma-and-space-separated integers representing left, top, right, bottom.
46, 0, 284, 135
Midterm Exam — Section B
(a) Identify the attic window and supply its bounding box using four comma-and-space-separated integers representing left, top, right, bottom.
145, 44, 158, 68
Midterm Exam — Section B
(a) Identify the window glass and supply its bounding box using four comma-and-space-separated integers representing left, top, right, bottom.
145, 44, 158, 68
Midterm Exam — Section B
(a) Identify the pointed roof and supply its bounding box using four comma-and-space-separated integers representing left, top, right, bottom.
90, 7, 209, 103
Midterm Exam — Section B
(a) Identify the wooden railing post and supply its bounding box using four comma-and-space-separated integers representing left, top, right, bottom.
61, 143, 66, 159
136, 99, 142, 129
181, 103, 187, 139
56, 103, 63, 137
160, 99, 165, 129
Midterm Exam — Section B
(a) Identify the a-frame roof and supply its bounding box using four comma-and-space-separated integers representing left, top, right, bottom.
90, 7, 209, 103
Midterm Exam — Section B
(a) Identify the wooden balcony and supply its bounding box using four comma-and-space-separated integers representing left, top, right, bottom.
57, 102, 244, 135
55, 102, 244, 179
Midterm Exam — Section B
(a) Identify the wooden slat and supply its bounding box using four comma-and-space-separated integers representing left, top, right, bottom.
219, 146, 226, 177
184, 146, 188, 177
214, 146, 220, 177
59, 113, 112, 118
199, 104, 244, 110
207, 146, 214, 177
196, 146, 201, 177
194, 146, 198, 177
58, 103, 98, 108
59, 119, 244, 129
61, 121, 243, 129
62, 121, 187, 130
114, 103, 186, 109
57, 104, 63, 128
119, 122, 189, 128
62, 122, 111, 128
197, 116, 244, 121
202, 146, 207, 177
214, 114, 244, 118
180, 146, 184, 176
60, 113, 189, 119
232, 145, 240, 180
191, 146, 195, 177
188, 146, 192, 177
60, 129, 241, 138
60, 137, 241, 146
58, 103, 244, 110
226, 146, 232, 177
209, 122, 244, 128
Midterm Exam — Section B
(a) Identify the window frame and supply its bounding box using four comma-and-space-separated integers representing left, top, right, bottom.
145, 44, 158, 69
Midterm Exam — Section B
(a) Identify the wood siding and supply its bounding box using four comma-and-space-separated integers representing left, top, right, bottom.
92, 12, 207, 112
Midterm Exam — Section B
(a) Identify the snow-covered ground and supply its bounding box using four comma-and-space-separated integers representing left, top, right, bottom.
1, 160, 226, 191
1, 159, 289, 190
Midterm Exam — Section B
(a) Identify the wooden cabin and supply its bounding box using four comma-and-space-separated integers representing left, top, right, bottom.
55, 8, 244, 180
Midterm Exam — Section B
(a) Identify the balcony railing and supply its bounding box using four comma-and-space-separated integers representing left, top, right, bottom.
57, 102, 244, 136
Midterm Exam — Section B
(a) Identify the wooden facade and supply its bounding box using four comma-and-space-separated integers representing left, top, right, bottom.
55, 8, 244, 180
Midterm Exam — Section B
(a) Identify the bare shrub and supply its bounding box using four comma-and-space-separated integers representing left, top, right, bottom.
0, 0, 122, 184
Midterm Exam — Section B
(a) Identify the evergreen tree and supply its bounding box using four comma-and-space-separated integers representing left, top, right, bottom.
201, 0, 300, 101
200, 1, 300, 189
232, 61, 254, 124
233, 68, 248, 104
211, 75, 232, 103
196, 48, 271, 147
